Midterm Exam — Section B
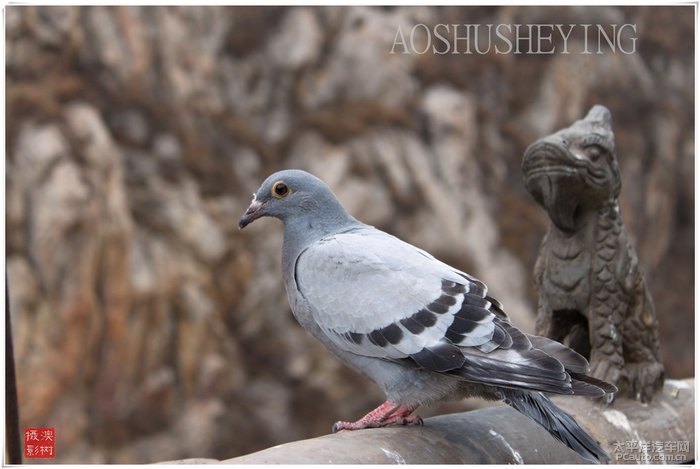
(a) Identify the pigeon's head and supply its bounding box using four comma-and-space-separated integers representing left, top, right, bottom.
239, 169, 354, 230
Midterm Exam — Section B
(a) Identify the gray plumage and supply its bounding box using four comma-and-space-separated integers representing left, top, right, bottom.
239, 169, 615, 463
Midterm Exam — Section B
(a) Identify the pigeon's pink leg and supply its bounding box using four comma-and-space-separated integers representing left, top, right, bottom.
331, 401, 422, 433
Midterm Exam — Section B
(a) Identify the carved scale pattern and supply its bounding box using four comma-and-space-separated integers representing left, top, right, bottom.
588, 200, 625, 386
589, 200, 664, 401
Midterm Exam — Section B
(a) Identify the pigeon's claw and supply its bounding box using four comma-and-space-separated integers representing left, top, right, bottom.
331, 400, 420, 433
385, 414, 423, 427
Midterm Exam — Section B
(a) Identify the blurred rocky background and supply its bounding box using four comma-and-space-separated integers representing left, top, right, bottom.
6, 5, 693, 463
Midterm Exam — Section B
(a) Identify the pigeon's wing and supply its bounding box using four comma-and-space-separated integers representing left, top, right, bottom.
295, 228, 591, 395
295, 228, 493, 361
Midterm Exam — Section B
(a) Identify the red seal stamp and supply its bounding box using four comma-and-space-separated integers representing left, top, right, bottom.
24, 428, 55, 459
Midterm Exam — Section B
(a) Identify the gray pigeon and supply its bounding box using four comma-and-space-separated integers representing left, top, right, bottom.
239, 169, 616, 463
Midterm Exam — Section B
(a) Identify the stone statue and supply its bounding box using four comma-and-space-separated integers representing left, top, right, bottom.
522, 105, 664, 403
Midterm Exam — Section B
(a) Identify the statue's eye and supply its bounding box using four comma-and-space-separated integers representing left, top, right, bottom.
271, 181, 290, 198
584, 144, 606, 162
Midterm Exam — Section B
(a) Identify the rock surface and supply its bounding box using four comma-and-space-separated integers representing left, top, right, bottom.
6, 5, 693, 463
162, 379, 695, 464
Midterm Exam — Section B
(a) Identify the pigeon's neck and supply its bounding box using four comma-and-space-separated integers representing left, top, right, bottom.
281, 205, 361, 271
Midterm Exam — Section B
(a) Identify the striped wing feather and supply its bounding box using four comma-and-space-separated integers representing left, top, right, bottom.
295, 228, 613, 397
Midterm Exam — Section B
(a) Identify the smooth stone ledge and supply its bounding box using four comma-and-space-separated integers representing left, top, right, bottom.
160, 378, 694, 464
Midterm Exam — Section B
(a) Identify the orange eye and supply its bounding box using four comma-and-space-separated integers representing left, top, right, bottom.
271, 181, 290, 198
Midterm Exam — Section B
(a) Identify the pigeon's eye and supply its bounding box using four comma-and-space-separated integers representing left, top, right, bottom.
271, 181, 290, 199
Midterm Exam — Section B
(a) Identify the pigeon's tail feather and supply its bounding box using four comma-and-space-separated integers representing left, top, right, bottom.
501, 389, 609, 464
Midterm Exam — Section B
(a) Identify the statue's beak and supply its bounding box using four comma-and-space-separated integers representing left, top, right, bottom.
239, 199, 264, 229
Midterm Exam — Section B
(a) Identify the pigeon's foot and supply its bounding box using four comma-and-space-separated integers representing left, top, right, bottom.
331, 400, 421, 433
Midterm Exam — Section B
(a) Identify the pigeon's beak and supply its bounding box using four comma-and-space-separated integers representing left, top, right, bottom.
239, 199, 265, 229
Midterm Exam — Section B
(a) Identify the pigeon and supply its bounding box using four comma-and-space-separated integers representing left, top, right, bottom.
239, 169, 616, 463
